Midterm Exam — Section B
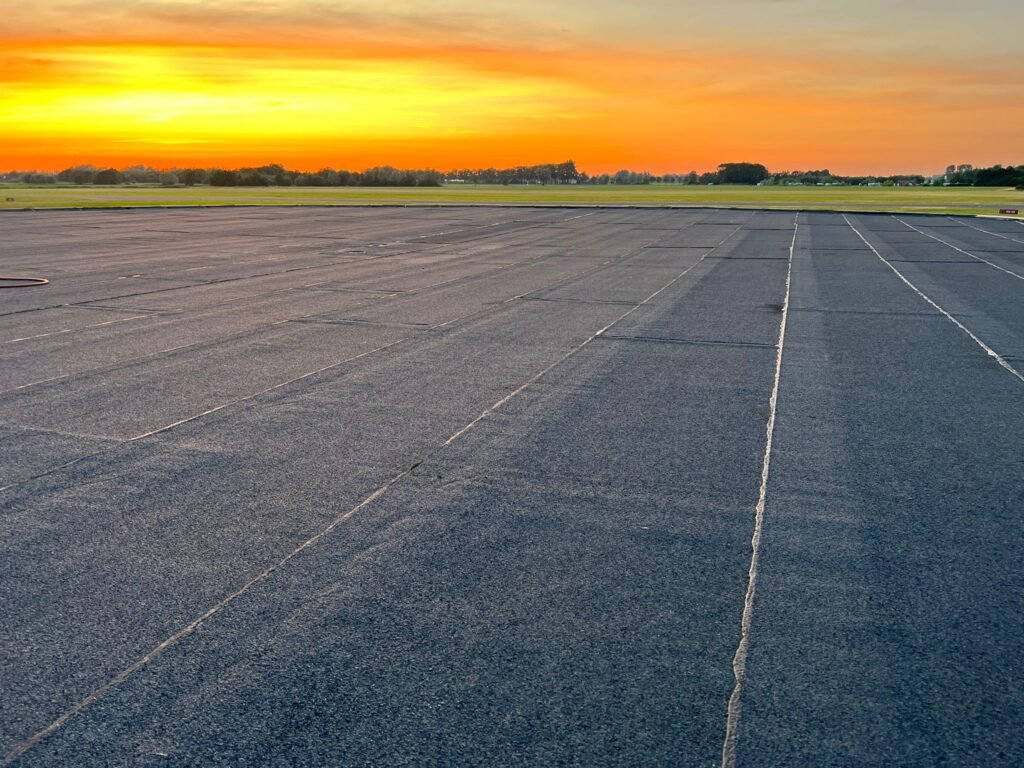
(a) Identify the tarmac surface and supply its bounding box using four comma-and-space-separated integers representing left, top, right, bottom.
1, 207, 1022, 766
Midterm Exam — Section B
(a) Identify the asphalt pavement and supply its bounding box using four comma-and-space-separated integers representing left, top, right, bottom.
1, 207, 1022, 766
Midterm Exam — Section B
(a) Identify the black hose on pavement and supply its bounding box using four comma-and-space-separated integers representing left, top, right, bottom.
0, 277, 49, 288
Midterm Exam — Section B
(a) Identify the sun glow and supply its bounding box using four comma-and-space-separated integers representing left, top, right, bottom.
1, 43, 595, 167
2, 1, 1022, 174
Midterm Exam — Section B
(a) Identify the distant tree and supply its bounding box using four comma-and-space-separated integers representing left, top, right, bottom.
443, 161, 577, 186
555, 161, 579, 183
209, 169, 239, 186
159, 172, 179, 186
767, 168, 843, 186
240, 170, 270, 186
417, 170, 444, 186
178, 168, 207, 186
123, 165, 159, 183
717, 163, 769, 184
57, 166, 98, 184
93, 168, 124, 185
974, 164, 1024, 187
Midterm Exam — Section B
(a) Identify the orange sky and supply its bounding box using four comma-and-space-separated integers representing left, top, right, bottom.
3, 1, 1023, 174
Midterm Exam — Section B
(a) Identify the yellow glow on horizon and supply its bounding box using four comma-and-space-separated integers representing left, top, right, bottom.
1, 44, 592, 156
1, 17, 1021, 175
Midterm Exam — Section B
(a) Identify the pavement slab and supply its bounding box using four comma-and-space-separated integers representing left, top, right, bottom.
1, 208, 1022, 766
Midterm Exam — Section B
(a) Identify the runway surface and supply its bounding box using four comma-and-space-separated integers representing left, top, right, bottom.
1, 207, 1022, 766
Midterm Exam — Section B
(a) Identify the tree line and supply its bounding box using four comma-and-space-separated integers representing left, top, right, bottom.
444, 162, 768, 185
11, 164, 444, 187
5, 161, 1023, 188
761, 164, 1023, 188
943, 164, 1024, 187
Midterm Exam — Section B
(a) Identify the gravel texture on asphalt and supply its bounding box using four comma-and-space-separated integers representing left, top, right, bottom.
1, 207, 1022, 766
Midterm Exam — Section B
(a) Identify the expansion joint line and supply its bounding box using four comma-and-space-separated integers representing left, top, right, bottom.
950, 217, 1024, 245
2, 215, 748, 766
845, 214, 1024, 385
721, 213, 798, 768
0, 338, 412, 494
893, 216, 1024, 280
0, 211, 716, 493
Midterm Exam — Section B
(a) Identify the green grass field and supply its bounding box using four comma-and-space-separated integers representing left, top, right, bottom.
1, 183, 1021, 217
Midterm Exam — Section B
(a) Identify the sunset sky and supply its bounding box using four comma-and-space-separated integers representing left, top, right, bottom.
3, 1, 1023, 174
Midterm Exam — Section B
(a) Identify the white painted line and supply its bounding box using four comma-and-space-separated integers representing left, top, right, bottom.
125, 339, 411, 442
720, 214, 797, 768
445, 224, 743, 447
0, 422, 123, 443
1, 337, 205, 395
0, 289, 383, 397
3, 220, 705, 474
2, 215, 747, 764
0, 459, 419, 767
0, 337, 411, 494
2, 372, 78, 395
893, 216, 1024, 280
951, 216, 1024, 245
845, 215, 1024, 385
446, 212, 719, 325
0, 314, 150, 346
